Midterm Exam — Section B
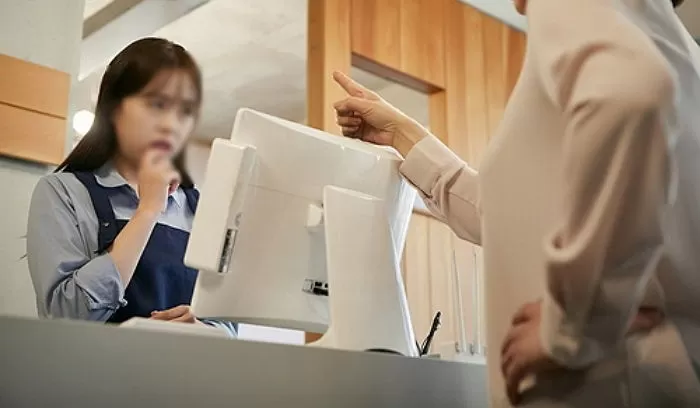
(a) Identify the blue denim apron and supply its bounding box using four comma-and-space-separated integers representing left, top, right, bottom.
73, 172, 200, 323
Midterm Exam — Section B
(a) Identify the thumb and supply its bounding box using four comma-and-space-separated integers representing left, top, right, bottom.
333, 96, 374, 116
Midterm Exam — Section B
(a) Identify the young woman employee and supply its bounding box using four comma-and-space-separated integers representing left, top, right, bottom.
26, 38, 235, 335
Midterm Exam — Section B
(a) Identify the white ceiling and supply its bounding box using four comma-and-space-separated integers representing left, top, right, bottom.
156, 0, 309, 139
461, 0, 526, 30
76, 0, 700, 142
84, 0, 114, 19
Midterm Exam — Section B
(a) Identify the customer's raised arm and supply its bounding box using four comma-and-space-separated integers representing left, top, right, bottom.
333, 71, 482, 244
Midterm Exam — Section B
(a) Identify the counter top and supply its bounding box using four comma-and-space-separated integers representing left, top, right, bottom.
0, 316, 488, 407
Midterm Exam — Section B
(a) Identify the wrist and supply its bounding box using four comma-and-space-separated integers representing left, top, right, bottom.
135, 205, 161, 221
394, 118, 429, 157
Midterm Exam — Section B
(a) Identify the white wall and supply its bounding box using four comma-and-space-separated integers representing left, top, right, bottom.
237, 324, 304, 345
378, 83, 430, 128
0, 0, 86, 317
186, 142, 212, 185
459, 0, 526, 31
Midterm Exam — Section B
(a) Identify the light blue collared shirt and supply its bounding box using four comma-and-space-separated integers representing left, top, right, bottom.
26, 164, 235, 336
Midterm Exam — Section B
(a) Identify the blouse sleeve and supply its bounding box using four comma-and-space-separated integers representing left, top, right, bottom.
27, 176, 126, 321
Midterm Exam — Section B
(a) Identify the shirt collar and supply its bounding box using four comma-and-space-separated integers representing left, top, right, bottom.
95, 162, 129, 188
95, 162, 184, 208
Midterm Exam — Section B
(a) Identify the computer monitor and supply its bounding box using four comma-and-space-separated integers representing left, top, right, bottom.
185, 109, 417, 355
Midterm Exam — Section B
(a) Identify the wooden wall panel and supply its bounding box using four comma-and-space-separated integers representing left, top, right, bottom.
307, 0, 526, 345
461, 5, 490, 168
443, 3, 526, 168
482, 16, 507, 141
452, 234, 477, 348
427, 220, 457, 352
442, 0, 468, 159
306, 0, 352, 343
404, 215, 432, 341
399, 0, 446, 88
0, 103, 66, 165
505, 27, 527, 99
351, 0, 402, 71
0, 53, 70, 165
315, 0, 526, 162
307, 0, 352, 134
350, 0, 446, 89
0, 54, 70, 118
428, 91, 448, 144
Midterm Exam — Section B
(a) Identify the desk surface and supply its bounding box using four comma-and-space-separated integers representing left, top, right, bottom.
0, 316, 488, 407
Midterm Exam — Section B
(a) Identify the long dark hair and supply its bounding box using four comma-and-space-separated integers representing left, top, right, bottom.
56, 37, 202, 188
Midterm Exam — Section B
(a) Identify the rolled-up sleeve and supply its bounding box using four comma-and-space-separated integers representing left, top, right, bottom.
400, 135, 482, 245
27, 176, 126, 321
529, 0, 675, 368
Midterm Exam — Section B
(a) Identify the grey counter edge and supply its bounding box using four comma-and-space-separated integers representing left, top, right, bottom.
0, 316, 488, 408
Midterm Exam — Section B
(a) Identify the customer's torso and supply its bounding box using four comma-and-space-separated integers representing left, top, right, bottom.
478, 52, 567, 406
476, 1, 700, 406
626, 0, 700, 363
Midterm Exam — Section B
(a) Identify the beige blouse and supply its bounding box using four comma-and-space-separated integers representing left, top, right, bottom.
399, 0, 693, 405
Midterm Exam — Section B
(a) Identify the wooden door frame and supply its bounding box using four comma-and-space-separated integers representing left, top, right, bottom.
305, 0, 449, 342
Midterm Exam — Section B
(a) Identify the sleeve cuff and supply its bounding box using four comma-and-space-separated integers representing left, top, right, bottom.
540, 293, 604, 369
400, 135, 466, 197
74, 253, 127, 311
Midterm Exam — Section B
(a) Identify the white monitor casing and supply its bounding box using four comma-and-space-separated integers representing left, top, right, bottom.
185, 109, 417, 355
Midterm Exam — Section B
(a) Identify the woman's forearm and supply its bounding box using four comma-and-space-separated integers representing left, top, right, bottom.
108, 209, 159, 285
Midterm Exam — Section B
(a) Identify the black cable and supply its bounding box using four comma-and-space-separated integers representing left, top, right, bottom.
365, 348, 403, 355
419, 311, 441, 356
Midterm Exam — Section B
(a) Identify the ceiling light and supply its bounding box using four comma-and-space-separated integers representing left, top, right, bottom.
73, 110, 95, 137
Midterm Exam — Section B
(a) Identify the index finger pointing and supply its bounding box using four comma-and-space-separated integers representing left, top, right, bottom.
332, 71, 378, 99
